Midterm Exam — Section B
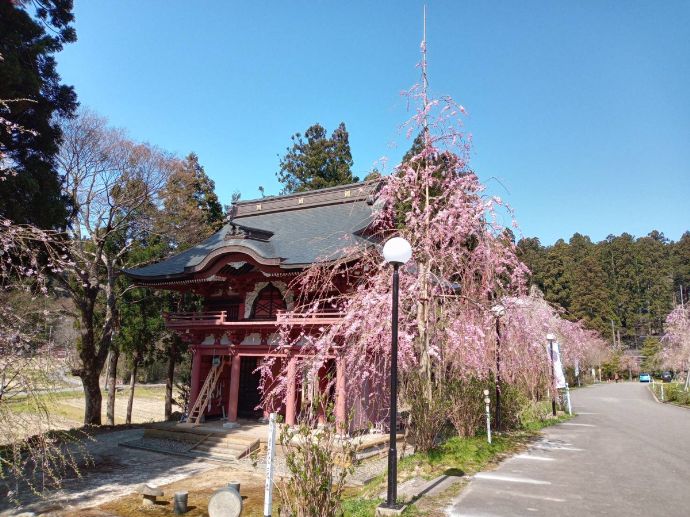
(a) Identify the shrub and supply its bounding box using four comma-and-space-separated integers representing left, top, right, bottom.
445, 378, 485, 438
517, 399, 552, 430
277, 399, 355, 517
402, 371, 450, 452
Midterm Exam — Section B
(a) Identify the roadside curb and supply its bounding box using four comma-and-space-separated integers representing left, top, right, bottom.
647, 384, 690, 411
648, 384, 661, 403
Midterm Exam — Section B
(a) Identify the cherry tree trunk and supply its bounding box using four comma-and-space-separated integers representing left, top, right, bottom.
82, 367, 102, 426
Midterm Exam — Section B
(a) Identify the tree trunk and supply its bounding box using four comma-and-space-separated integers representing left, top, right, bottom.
165, 339, 178, 420
82, 367, 102, 426
106, 347, 119, 425
416, 261, 432, 400
126, 358, 139, 425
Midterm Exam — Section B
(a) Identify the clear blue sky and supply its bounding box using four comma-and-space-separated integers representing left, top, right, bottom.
57, 1, 689, 245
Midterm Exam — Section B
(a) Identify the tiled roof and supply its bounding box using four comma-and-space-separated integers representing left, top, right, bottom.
124, 181, 379, 280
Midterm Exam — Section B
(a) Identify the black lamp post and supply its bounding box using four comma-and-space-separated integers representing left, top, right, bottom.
380, 236, 412, 512
547, 333, 557, 417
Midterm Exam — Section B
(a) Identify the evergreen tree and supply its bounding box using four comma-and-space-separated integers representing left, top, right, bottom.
569, 244, 613, 335
602, 233, 638, 341
518, 229, 686, 348
276, 122, 358, 193
633, 231, 673, 337
671, 232, 690, 306
0, 1, 77, 228
540, 239, 572, 312
640, 337, 662, 373
158, 152, 224, 248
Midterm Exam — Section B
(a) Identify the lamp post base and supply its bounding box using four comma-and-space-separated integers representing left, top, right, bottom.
376, 503, 407, 516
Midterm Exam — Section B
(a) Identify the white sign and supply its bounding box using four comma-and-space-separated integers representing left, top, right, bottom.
551, 342, 567, 389
263, 412, 277, 517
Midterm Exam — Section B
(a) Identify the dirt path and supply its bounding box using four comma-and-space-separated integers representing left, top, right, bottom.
3, 429, 218, 516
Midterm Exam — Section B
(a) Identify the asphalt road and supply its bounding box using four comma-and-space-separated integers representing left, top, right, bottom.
448, 382, 690, 516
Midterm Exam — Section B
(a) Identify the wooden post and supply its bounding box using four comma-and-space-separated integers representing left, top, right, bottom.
227, 354, 241, 422
189, 348, 202, 414
335, 356, 346, 432
285, 356, 297, 425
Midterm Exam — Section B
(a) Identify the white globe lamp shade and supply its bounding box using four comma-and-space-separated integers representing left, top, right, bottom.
546, 333, 556, 342
383, 237, 412, 265
491, 304, 506, 317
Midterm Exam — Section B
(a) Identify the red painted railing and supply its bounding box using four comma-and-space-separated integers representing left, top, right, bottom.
165, 311, 227, 326
276, 310, 344, 325
164, 310, 343, 328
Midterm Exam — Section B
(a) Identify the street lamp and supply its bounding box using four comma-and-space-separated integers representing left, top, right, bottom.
491, 304, 505, 431
546, 333, 557, 417
381, 236, 412, 512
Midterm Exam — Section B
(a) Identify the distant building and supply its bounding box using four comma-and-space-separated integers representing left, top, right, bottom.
125, 181, 382, 428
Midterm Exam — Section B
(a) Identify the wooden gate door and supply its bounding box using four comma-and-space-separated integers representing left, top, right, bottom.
237, 357, 263, 418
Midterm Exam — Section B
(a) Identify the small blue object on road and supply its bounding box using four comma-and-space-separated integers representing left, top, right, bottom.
639, 373, 651, 383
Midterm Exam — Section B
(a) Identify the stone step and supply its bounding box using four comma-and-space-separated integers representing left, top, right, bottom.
192, 450, 239, 463
194, 443, 246, 455
142, 428, 203, 444
203, 434, 257, 446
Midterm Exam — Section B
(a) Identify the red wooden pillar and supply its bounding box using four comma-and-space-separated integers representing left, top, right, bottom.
227, 354, 241, 422
189, 347, 202, 411
285, 356, 297, 425
335, 356, 347, 432
317, 363, 328, 425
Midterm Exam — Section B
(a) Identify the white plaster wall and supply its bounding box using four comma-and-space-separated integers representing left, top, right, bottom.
241, 332, 262, 345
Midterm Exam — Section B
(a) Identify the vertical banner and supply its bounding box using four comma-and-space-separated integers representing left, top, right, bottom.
553, 343, 567, 388
263, 412, 277, 517
548, 342, 567, 388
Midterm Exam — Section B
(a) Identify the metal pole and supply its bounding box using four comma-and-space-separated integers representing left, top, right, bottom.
484, 390, 492, 444
263, 412, 277, 517
495, 316, 501, 431
385, 263, 400, 508
565, 384, 572, 415
549, 340, 557, 416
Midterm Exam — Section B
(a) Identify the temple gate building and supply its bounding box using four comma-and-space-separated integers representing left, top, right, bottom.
125, 181, 382, 429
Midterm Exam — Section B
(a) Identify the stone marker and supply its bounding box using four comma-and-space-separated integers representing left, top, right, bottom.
208, 486, 242, 517
138, 483, 164, 506
174, 491, 189, 514
227, 481, 241, 494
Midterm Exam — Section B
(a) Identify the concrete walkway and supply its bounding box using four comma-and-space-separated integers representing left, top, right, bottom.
448, 382, 690, 516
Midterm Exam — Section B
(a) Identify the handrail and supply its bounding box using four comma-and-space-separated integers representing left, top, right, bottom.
276, 310, 344, 324
165, 311, 226, 323
164, 310, 344, 327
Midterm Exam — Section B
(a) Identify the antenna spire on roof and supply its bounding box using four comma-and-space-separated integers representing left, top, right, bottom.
422, 5, 429, 145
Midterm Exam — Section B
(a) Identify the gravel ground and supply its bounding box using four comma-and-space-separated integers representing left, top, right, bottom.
234, 442, 414, 487
2, 429, 217, 516
2, 425, 410, 516
121, 436, 194, 453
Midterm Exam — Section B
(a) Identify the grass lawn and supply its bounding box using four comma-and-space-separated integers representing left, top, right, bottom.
5, 384, 176, 437
342, 411, 571, 517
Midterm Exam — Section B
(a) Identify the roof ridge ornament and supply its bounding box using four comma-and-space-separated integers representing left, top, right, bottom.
225, 222, 273, 242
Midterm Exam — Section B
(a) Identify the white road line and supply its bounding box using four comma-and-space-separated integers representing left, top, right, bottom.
474, 473, 551, 485
532, 444, 584, 451
514, 453, 555, 461
560, 423, 595, 427
490, 489, 567, 503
